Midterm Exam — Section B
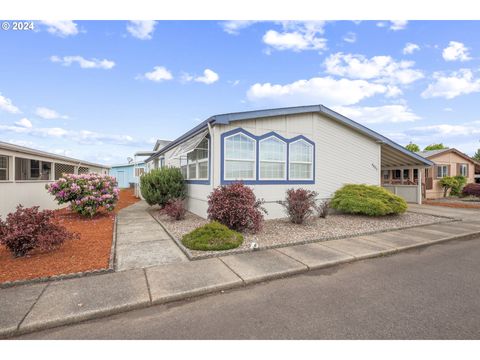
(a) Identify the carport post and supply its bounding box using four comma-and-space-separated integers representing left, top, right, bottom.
417, 167, 422, 204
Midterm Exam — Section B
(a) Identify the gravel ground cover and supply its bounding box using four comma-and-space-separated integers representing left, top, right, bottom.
152, 209, 450, 259
0, 188, 139, 284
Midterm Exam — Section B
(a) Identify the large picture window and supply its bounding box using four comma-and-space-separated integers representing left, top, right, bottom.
0, 155, 9, 180
224, 133, 256, 180
187, 137, 209, 180
259, 136, 286, 180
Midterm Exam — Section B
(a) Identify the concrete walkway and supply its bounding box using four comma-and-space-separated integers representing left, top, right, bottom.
1, 205, 479, 338
115, 202, 187, 271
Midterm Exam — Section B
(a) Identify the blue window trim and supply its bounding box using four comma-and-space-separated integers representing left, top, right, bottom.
185, 136, 211, 185
220, 128, 315, 185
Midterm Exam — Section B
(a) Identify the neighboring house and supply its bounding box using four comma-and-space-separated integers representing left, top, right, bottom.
144, 104, 433, 219
0, 141, 109, 217
109, 161, 147, 188
418, 148, 479, 198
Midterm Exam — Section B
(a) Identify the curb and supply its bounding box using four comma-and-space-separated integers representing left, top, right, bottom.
2, 227, 479, 339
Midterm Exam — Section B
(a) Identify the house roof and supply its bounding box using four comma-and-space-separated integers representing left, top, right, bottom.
153, 139, 171, 152
145, 104, 434, 167
416, 148, 480, 165
110, 161, 146, 168
0, 140, 109, 169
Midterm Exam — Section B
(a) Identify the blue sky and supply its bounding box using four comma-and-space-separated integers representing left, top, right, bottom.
1, 20, 480, 165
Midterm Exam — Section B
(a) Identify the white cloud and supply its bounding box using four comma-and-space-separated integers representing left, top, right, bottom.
247, 76, 392, 107
35, 107, 69, 120
38, 20, 79, 37
263, 21, 327, 52
0, 124, 142, 146
421, 69, 480, 99
126, 20, 157, 40
411, 124, 480, 137
403, 43, 420, 55
333, 104, 421, 124
343, 32, 357, 43
221, 21, 257, 35
50, 55, 115, 70
442, 41, 472, 62
140, 66, 173, 82
444, 107, 453, 112
15, 118, 32, 128
377, 21, 408, 31
193, 69, 219, 84
390, 20, 408, 31
0, 94, 21, 114
181, 69, 219, 85
324, 52, 424, 85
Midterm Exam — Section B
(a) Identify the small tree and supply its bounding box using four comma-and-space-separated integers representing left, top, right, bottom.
438, 176, 459, 197
140, 167, 186, 207
405, 142, 420, 152
424, 143, 448, 151
473, 148, 480, 161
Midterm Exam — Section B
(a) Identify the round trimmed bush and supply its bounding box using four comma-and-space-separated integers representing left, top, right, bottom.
181, 221, 243, 251
140, 167, 186, 207
330, 184, 407, 216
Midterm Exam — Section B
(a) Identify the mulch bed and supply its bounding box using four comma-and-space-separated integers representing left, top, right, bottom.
424, 200, 480, 209
152, 209, 449, 259
0, 188, 139, 284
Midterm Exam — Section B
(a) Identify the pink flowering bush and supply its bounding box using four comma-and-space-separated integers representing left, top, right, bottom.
46, 173, 119, 217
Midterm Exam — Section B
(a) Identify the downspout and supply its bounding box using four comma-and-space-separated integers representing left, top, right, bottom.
207, 122, 214, 191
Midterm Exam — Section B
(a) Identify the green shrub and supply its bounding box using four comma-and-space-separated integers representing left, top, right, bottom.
330, 184, 407, 216
181, 221, 243, 251
140, 167, 186, 207
451, 175, 467, 196
438, 176, 460, 197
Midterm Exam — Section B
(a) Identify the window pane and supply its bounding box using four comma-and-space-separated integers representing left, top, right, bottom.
289, 140, 312, 162
198, 161, 208, 179
225, 134, 255, 160
181, 166, 187, 178
225, 160, 254, 179
30, 160, 40, 178
260, 137, 286, 161
41, 162, 52, 180
0, 156, 8, 180
290, 163, 312, 180
188, 163, 197, 179
0, 169, 6, 180
260, 161, 285, 179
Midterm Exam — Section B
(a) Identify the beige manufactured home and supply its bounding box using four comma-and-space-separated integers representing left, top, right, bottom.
0, 141, 109, 217
145, 105, 433, 219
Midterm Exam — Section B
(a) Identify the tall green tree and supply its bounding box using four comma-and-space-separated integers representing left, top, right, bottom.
424, 143, 448, 151
473, 148, 480, 161
405, 142, 420, 152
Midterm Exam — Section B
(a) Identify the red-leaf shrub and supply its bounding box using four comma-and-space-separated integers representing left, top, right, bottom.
0, 205, 78, 257
207, 182, 267, 233
164, 198, 187, 220
278, 188, 318, 224
462, 183, 480, 198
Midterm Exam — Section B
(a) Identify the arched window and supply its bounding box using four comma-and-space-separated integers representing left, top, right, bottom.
224, 132, 256, 180
259, 136, 287, 180
289, 139, 313, 180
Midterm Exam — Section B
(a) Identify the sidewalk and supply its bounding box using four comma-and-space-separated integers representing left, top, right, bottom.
1, 206, 480, 338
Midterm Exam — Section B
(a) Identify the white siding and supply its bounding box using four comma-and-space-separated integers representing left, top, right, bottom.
0, 147, 108, 217
214, 112, 380, 219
